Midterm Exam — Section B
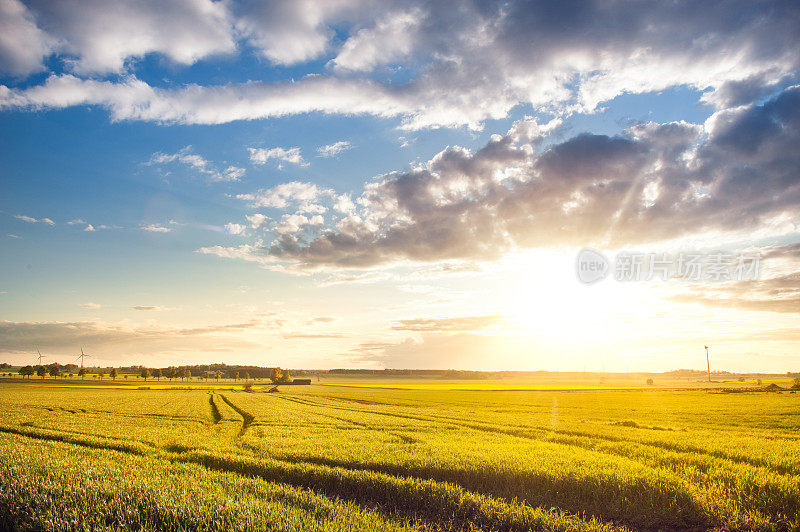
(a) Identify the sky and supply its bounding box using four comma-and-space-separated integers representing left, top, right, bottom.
1, 0, 799, 372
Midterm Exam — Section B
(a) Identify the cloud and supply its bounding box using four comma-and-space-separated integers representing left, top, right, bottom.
149, 146, 244, 182
0, 318, 264, 357
68, 218, 101, 231
405, 263, 483, 279
202, 86, 800, 271
391, 316, 503, 332
237, 181, 333, 209
331, 7, 421, 72
246, 213, 269, 229
763, 243, 800, 261
0, 74, 421, 126
275, 214, 322, 236
3, 2, 799, 129
281, 332, 348, 340
233, 0, 369, 66
224, 223, 245, 235
20, 0, 235, 74
317, 140, 352, 158
0, 0, 55, 76
669, 272, 800, 314
316, 271, 391, 286
349, 333, 527, 370
140, 224, 171, 233
307, 316, 339, 324
333, 194, 355, 214
79, 302, 101, 309
248, 146, 307, 167
13, 214, 54, 226
131, 305, 168, 311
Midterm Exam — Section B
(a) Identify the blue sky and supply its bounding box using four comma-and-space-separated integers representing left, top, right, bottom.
1, 1, 799, 371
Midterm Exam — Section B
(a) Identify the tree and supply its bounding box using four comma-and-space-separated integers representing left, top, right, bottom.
98, 370, 105, 381
166, 368, 175, 381
78, 368, 87, 379
36, 366, 46, 379
141, 368, 150, 382
646, 378, 654, 385
19, 365, 34, 379
153, 368, 162, 381
49, 365, 61, 379
214, 371, 221, 382
232, 371, 239, 381
182, 368, 191, 381
269, 367, 292, 384
110, 368, 118, 380
243, 371, 250, 380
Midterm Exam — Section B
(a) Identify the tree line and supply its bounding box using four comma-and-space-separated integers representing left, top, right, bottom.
14, 363, 296, 383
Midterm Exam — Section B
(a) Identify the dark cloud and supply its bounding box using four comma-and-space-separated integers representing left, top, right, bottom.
214, 86, 798, 269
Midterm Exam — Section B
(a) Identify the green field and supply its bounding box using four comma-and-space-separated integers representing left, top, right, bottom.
1, 380, 798, 531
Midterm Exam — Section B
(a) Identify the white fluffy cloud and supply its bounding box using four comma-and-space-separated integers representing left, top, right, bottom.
331, 7, 421, 71
23, 0, 235, 74
0, 0, 54, 76
14, 214, 55, 226
246, 213, 269, 229
149, 146, 244, 182
140, 223, 171, 233
234, 0, 366, 66
317, 141, 352, 158
248, 146, 307, 167
237, 181, 333, 209
224, 223, 245, 235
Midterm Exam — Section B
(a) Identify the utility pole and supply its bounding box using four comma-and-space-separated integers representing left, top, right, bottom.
705, 345, 710, 382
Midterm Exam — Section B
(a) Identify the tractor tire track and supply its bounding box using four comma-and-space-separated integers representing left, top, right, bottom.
218, 394, 254, 436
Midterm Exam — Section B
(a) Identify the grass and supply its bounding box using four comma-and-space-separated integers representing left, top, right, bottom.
0, 380, 798, 530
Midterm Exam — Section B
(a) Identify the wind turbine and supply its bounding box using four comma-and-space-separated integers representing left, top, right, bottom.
78, 347, 90, 368
705, 345, 710, 382
36, 347, 46, 366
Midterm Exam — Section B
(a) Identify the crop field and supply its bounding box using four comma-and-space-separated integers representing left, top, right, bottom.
1, 381, 798, 531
